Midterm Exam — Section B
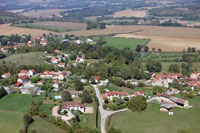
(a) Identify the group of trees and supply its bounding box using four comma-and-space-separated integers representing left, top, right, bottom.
86, 22, 106, 30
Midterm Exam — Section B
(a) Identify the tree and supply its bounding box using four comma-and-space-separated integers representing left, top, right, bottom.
187, 47, 192, 52
146, 60, 162, 72
192, 47, 196, 52
152, 48, 155, 52
23, 113, 33, 128
70, 54, 76, 60
177, 129, 190, 133
0, 87, 7, 98
62, 91, 72, 101
127, 95, 147, 112
74, 80, 84, 91
110, 77, 125, 87
158, 48, 162, 52
81, 89, 93, 103
168, 64, 180, 73
136, 45, 143, 52
144, 46, 149, 52
153, 86, 164, 94
108, 127, 122, 133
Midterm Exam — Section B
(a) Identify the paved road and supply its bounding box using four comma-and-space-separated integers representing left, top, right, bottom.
92, 85, 129, 133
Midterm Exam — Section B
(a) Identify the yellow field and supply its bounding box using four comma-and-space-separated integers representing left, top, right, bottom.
0, 24, 54, 37
114, 34, 200, 52
108, 9, 147, 18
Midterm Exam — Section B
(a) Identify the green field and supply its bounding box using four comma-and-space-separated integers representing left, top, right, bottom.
28, 117, 64, 133
0, 94, 43, 112
13, 23, 70, 32
109, 101, 200, 133
94, 36, 149, 50
0, 110, 24, 133
0, 52, 49, 66
0, 94, 43, 133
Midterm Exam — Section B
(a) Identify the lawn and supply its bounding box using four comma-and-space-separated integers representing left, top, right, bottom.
109, 102, 200, 133
0, 52, 49, 66
94, 36, 149, 50
28, 117, 65, 133
0, 94, 43, 112
0, 110, 24, 133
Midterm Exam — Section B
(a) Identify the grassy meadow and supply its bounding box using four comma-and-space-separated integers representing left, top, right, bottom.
0, 52, 49, 66
109, 100, 200, 133
94, 36, 149, 50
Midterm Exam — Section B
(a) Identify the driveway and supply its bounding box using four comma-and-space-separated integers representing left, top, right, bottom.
52, 106, 74, 126
92, 85, 129, 133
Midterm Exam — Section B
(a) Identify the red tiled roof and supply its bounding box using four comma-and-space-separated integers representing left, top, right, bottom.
3, 72, 11, 76
14, 82, 22, 87
20, 70, 28, 74
20, 75, 29, 80
51, 58, 57, 62
119, 91, 129, 96
102, 94, 107, 100
106, 91, 119, 96
94, 76, 100, 81
62, 101, 84, 109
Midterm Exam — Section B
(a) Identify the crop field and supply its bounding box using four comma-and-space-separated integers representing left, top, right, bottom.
108, 101, 200, 133
20, 9, 67, 18
0, 52, 49, 66
94, 36, 149, 50
114, 33, 200, 52
108, 9, 147, 18
32, 21, 87, 31
0, 24, 53, 37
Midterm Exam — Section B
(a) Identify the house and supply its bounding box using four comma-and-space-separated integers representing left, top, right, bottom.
54, 74, 64, 80
18, 70, 29, 77
134, 90, 144, 97
76, 57, 84, 63
29, 69, 36, 77
86, 38, 94, 43
58, 63, 65, 68
18, 75, 30, 83
51, 58, 58, 64
40, 41, 48, 45
3, 86, 15, 94
53, 82, 62, 88
103, 91, 120, 101
37, 81, 44, 85
61, 101, 85, 113
94, 76, 100, 83
54, 49, 61, 53
67, 90, 79, 98
14, 82, 23, 88
2, 72, 11, 79
21, 87, 41, 95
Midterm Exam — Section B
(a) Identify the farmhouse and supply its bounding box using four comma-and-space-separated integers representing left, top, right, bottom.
40, 40, 48, 45
94, 76, 100, 83
102, 91, 131, 101
51, 58, 58, 64
2, 72, 11, 79
160, 103, 175, 112
157, 93, 189, 108
76, 57, 84, 63
61, 101, 85, 113
14, 82, 23, 88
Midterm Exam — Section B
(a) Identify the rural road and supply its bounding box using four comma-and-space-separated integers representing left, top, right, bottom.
92, 85, 129, 133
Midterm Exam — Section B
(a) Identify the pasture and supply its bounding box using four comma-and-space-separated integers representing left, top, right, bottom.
109, 101, 200, 133
108, 9, 147, 18
94, 36, 149, 50
28, 117, 65, 133
0, 52, 49, 66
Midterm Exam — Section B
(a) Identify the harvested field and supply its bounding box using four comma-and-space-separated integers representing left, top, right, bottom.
21, 9, 67, 18
66, 25, 200, 39
7, 9, 26, 13
108, 9, 147, 18
114, 34, 200, 52
33, 21, 87, 30
0, 24, 54, 37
